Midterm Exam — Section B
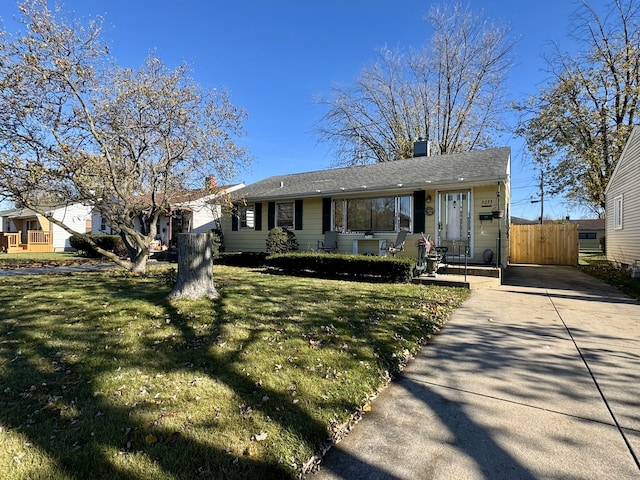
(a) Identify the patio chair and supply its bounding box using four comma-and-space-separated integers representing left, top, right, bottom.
387, 230, 408, 256
317, 231, 338, 252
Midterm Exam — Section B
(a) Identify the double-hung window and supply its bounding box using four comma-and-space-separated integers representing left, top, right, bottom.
239, 204, 255, 229
276, 201, 294, 229
614, 195, 623, 230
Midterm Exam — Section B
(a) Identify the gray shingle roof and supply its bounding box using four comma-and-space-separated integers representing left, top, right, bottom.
569, 219, 605, 230
236, 147, 510, 201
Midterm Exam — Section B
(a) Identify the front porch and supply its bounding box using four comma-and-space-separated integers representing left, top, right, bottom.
0, 231, 53, 253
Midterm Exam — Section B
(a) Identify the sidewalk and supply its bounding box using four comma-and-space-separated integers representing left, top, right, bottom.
307, 265, 640, 479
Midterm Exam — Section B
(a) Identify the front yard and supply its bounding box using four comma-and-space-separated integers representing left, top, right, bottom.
0, 265, 468, 479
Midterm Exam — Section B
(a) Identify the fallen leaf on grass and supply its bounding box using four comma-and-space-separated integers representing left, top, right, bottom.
251, 431, 268, 442
145, 434, 158, 444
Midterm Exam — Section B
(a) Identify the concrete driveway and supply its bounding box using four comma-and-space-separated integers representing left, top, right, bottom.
307, 265, 640, 480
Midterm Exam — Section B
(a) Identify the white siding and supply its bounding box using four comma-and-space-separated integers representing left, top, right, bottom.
606, 127, 640, 267
51, 204, 92, 251
189, 197, 222, 233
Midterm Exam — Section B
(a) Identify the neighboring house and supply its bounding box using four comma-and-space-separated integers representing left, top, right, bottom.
91, 183, 244, 249
605, 125, 640, 267
511, 216, 539, 226
223, 145, 511, 267
569, 218, 605, 252
0, 203, 92, 253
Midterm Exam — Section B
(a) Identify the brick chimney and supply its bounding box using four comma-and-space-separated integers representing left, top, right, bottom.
205, 176, 217, 188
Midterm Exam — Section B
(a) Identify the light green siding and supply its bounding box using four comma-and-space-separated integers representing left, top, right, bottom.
223, 184, 510, 267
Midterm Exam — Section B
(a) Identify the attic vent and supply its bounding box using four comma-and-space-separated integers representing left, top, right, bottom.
413, 139, 429, 157
279, 181, 284, 188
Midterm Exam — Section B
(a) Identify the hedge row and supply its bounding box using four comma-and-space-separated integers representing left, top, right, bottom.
69, 234, 128, 258
265, 253, 416, 283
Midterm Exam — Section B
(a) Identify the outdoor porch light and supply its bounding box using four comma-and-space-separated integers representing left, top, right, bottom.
426, 194, 432, 203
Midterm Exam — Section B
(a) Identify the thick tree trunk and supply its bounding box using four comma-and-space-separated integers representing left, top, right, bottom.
130, 253, 149, 276
169, 233, 219, 300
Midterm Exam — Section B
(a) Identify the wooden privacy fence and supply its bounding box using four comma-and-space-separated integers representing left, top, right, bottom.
510, 223, 578, 266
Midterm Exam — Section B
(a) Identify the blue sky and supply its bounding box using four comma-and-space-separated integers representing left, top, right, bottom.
0, 1, 592, 220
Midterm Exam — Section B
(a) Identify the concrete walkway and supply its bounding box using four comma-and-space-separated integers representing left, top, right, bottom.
307, 265, 640, 480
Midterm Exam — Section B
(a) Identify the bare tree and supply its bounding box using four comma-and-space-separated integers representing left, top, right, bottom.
0, 1, 249, 274
315, 2, 514, 165
515, 0, 640, 213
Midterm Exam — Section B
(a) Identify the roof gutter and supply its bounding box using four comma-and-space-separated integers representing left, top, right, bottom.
235, 175, 509, 202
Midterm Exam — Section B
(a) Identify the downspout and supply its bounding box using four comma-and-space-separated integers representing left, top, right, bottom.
497, 182, 501, 268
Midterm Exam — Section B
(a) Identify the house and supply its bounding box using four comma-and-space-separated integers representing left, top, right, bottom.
605, 125, 640, 267
569, 218, 605, 252
0, 203, 92, 253
91, 183, 245, 249
223, 146, 511, 267
511, 216, 539, 226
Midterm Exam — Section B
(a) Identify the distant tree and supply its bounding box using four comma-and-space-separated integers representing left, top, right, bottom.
314, 2, 514, 165
515, 0, 640, 214
0, 1, 249, 274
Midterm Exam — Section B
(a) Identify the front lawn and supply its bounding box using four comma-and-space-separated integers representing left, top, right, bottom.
0, 265, 468, 479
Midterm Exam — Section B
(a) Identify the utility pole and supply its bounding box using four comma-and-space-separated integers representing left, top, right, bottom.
531, 170, 544, 224
539, 171, 544, 224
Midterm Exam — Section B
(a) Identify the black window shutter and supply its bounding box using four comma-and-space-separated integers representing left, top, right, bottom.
294, 199, 303, 230
254, 202, 262, 231
268, 202, 275, 230
231, 206, 238, 231
322, 197, 332, 233
413, 190, 426, 234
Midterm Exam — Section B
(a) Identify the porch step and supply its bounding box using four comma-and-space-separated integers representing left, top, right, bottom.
412, 272, 501, 290
439, 264, 501, 278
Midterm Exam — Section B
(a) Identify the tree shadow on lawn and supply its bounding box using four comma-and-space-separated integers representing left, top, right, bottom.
0, 269, 458, 478
0, 274, 326, 479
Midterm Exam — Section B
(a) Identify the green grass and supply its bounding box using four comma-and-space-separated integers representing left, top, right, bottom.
578, 250, 607, 266
0, 265, 468, 479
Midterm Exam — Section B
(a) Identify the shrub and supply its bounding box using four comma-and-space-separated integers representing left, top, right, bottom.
265, 253, 415, 283
69, 234, 127, 258
266, 227, 299, 254
208, 229, 224, 258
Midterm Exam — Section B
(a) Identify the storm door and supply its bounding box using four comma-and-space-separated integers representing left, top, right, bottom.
437, 190, 471, 257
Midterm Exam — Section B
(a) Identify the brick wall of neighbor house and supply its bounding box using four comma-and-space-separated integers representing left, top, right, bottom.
606, 130, 640, 267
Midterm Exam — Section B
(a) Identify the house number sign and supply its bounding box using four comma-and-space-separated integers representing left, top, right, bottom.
481, 199, 494, 208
